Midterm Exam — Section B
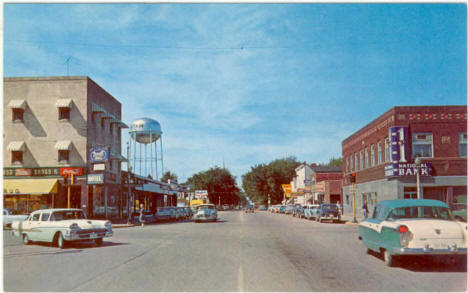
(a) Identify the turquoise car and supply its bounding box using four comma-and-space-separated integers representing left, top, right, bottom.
359, 199, 467, 267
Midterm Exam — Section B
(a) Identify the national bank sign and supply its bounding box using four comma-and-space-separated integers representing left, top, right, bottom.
385, 126, 432, 177
385, 163, 432, 177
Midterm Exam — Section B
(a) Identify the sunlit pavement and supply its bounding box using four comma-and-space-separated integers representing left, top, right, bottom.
4, 211, 466, 292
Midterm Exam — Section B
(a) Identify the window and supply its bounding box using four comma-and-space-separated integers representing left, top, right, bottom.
12, 109, 24, 122
412, 133, 433, 158
351, 156, 354, 172
355, 153, 359, 171
346, 157, 349, 173
404, 187, 417, 199
12, 151, 23, 164
110, 123, 114, 135
32, 213, 40, 221
58, 150, 70, 163
41, 213, 50, 221
360, 150, 364, 170
459, 133, 467, 157
385, 138, 391, 162
377, 141, 382, 165
101, 118, 105, 130
59, 107, 70, 120
370, 144, 375, 167
109, 160, 113, 171
365, 148, 369, 169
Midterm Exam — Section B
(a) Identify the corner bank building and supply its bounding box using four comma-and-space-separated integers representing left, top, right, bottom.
3, 76, 128, 220
341, 105, 467, 217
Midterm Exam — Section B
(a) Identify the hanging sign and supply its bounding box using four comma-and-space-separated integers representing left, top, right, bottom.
89, 146, 109, 163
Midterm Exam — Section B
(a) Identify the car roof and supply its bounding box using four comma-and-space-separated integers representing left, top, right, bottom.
378, 199, 449, 209
31, 208, 82, 214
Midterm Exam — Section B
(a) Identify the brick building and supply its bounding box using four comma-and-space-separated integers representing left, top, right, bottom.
341, 105, 467, 218
309, 165, 343, 204
3, 76, 128, 219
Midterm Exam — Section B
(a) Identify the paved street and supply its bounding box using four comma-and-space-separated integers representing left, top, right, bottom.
4, 210, 467, 292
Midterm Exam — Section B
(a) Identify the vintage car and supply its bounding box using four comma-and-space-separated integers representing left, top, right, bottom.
244, 205, 254, 213
184, 207, 193, 219
194, 204, 218, 222
155, 207, 173, 221
133, 209, 155, 224
315, 203, 341, 223
359, 199, 467, 267
12, 208, 113, 248
3, 208, 29, 229
304, 204, 320, 220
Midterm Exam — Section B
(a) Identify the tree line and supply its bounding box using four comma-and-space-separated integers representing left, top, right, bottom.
162, 157, 342, 206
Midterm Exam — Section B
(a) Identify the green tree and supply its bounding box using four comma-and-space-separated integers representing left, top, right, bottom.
186, 167, 241, 205
325, 157, 342, 167
242, 157, 300, 206
161, 171, 178, 183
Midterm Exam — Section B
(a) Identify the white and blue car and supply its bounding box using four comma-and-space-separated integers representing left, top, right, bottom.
359, 199, 467, 267
12, 208, 113, 248
193, 204, 218, 222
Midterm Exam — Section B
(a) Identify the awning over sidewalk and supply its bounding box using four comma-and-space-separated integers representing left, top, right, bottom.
3, 179, 59, 195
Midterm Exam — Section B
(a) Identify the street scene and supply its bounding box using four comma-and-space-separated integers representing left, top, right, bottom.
3, 3, 468, 293
4, 210, 467, 292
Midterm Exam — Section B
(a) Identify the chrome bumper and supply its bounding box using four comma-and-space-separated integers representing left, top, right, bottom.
66, 230, 113, 241
393, 246, 467, 255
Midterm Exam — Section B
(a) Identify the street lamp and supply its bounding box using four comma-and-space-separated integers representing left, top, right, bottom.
415, 156, 422, 199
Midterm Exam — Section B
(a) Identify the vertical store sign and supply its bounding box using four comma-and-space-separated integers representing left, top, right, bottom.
389, 126, 409, 163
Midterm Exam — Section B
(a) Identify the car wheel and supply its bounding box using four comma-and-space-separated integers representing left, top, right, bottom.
56, 232, 66, 249
95, 238, 103, 246
383, 250, 395, 267
22, 234, 30, 245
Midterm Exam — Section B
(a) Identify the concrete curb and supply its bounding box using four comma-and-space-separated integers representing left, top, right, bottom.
112, 224, 138, 229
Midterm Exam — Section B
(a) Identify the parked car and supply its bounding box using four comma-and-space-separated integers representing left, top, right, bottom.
222, 204, 230, 210
133, 209, 155, 223
155, 207, 173, 221
245, 205, 254, 213
284, 204, 295, 215
315, 204, 341, 223
193, 204, 218, 222
176, 207, 187, 220
292, 204, 303, 217
279, 205, 286, 213
12, 208, 113, 248
359, 199, 467, 267
304, 204, 320, 220
184, 207, 193, 219
259, 205, 267, 211
3, 208, 29, 229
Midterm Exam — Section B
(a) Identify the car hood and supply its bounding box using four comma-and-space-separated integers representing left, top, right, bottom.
397, 219, 465, 240
62, 219, 109, 229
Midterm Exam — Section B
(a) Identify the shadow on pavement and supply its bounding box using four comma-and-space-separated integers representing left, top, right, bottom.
368, 250, 467, 272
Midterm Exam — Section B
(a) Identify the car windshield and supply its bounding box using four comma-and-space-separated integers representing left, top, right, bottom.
199, 205, 214, 210
387, 206, 453, 221
51, 210, 86, 221
321, 205, 338, 211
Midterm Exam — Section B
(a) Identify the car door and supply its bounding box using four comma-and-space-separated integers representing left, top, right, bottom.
360, 205, 384, 252
37, 212, 51, 242
26, 213, 41, 241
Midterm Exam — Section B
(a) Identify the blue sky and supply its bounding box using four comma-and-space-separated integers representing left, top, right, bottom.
4, 4, 467, 184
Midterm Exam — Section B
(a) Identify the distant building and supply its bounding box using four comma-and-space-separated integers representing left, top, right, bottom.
341, 105, 467, 218
3, 76, 128, 219
309, 165, 343, 204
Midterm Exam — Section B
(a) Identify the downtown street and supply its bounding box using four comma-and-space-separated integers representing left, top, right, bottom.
4, 210, 467, 292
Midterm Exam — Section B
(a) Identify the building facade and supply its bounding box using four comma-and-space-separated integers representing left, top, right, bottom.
4, 76, 127, 219
341, 105, 467, 218
309, 165, 343, 204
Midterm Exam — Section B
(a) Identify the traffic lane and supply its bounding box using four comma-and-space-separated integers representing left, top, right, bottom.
73, 211, 313, 292
3, 228, 170, 292
262, 211, 467, 292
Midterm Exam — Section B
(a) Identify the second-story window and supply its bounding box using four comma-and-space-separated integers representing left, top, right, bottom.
58, 150, 70, 163
412, 133, 433, 158
12, 151, 23, 164
12, 108, 24, 122
377, 141, 382, 165
355, 153, 358, 171
459, 133, 467, 157
370, 144, 375, 167
385, 138, 391, 162
360, 150, 364, 170
59, 107, 70, 120
364, 148, 369, 169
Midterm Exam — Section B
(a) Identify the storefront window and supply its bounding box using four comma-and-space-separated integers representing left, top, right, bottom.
4, 194, 52, 214
412, 133, 433, 158
404, 187, 417, 199
459, 133, 467, 157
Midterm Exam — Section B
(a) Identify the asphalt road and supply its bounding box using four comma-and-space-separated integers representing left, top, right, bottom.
3, 211, 467, 292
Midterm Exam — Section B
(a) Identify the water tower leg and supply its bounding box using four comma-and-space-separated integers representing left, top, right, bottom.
160, 136, 164, 180
155, 140, 159, 180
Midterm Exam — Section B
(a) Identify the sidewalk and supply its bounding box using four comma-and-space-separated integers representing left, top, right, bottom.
341, 214, 363, 226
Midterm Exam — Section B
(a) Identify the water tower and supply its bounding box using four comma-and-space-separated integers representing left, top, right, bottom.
128, 118, 164, 179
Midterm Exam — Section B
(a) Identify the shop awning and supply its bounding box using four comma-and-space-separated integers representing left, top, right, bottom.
7, 141, 25, 151
8, 99, 26, 109
55, 99, 72, 108
54, 140, 72, 150
91, 103, 105, 113
3, 179, 58, 195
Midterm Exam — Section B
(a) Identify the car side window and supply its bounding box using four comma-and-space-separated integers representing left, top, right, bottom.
31, 213, 40, 221
41, 213, 50, 221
